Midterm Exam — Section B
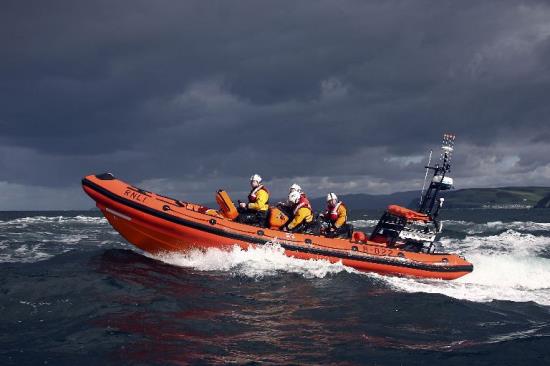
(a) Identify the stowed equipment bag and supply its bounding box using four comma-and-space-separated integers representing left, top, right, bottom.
268, 207, 289, 229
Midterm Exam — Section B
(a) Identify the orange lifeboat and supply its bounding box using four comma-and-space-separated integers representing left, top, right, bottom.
82, 173, 473, 280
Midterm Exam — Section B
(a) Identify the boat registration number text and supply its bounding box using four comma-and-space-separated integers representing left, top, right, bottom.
365, 246, 394, 256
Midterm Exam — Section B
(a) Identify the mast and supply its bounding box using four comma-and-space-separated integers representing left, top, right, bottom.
418, 149, 432, 208
418, 133, 455, 218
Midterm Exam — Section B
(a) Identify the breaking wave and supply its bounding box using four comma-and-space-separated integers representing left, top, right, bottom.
151, 227, 550, 305
0, 215, 106, 227
440, 229, 550, 256
383, 229, 550, 305
0, 214, 121, 263
152, 243, 355, 279
441, 220, 550, 235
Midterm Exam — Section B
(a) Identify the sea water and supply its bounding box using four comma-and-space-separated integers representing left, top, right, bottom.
1, 209, 549, 365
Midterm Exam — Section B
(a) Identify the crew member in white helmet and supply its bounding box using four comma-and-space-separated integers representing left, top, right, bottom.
283, 191, 314, 233
277, 183, 306, 217
237, 174, 270, 226
321, 193, 352, 238
289, 183, 302, 194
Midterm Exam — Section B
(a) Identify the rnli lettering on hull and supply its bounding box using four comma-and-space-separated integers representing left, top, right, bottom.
123, 189, 148, 203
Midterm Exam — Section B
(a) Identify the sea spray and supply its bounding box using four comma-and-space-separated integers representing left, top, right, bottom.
153, 243, 355, 279
382, 230, 550, 305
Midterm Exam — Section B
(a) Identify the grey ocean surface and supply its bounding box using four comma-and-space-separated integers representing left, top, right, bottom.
1, 209, 550, 365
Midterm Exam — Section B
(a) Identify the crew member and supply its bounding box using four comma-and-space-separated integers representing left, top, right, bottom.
277, 183, 305, 217
237, 174, 269, 226
284, 191, 314, 233
322, 193, 352, 238
289, 183, 302, 195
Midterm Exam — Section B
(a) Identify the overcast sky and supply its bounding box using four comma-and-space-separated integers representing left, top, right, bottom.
1, 0, 550, 210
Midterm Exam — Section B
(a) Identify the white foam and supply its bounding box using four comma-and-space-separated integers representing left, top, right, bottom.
439, 229, 550, 256
486, 221, 550, 232
349, 219, 379, 228
153, 243, 355, 279
0, 215, 107, 226
444, 220, 473, 225
146, 225, 550, 305
381, 254, 550, 305
379, 229, 550, 306
57, 234, 90, 244
0, 215, 115, 263
438, 220, 550, 235
444, 220, 550, 233
0, 243, 57, 263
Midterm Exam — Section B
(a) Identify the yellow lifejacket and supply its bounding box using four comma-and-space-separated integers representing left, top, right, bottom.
287, 206, 313, 230
247, 185, 269, 211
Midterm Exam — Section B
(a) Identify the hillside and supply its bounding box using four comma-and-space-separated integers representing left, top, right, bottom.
206, 187, 550, 211
535, 193, 550, 208
307, 187, 550, 210
310, 187, 550, 210
440, 187, 550, 209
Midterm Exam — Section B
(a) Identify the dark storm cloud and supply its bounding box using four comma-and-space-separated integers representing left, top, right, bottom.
1, 0, 550, 208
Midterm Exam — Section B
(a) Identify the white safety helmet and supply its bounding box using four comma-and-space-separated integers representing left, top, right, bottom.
288, 191, 301, 204
250, 174, 262, 184
289, 183, 302, 193
326, 193, 338, 202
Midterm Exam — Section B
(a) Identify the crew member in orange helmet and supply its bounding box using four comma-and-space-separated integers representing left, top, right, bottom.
237, 174, 270, 227
321, 193, 352, 238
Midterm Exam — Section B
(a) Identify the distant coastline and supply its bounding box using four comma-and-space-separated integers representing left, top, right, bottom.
3, 187, 550, 212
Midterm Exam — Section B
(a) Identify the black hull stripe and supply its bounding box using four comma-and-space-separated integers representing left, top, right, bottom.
82, 178, 473, 274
